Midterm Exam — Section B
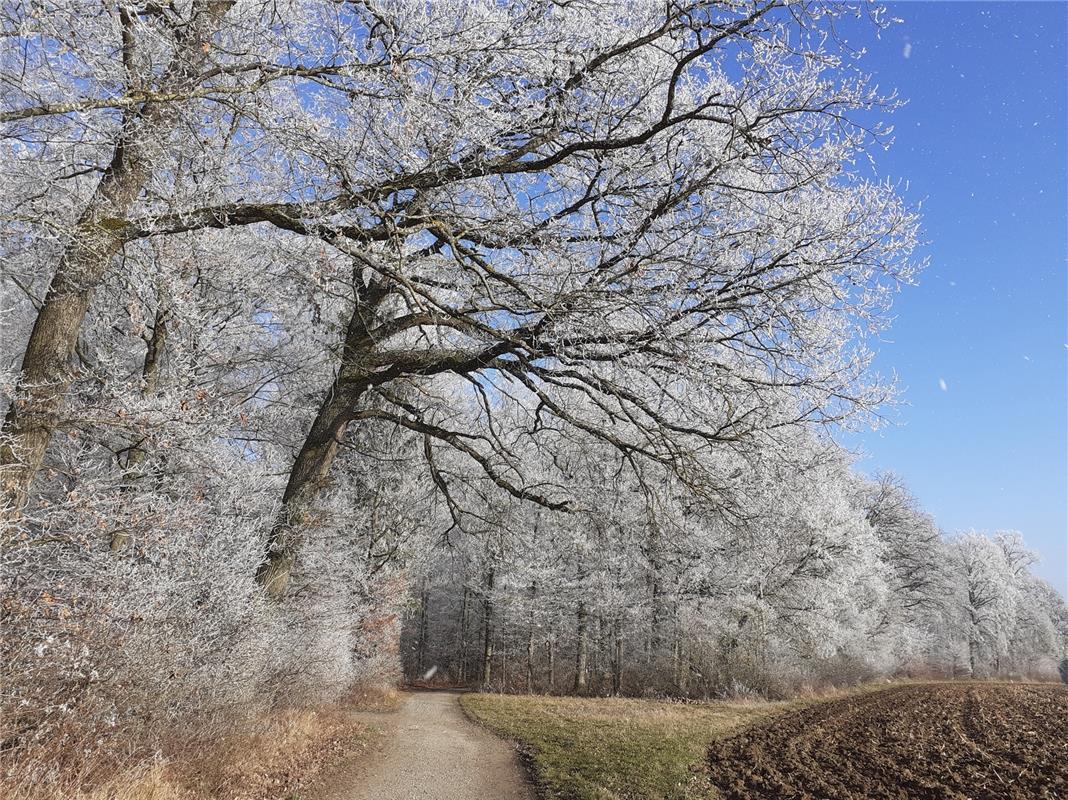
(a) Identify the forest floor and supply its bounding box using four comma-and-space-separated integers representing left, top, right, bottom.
308, 690, 533, 800
461, 681, 1068, 800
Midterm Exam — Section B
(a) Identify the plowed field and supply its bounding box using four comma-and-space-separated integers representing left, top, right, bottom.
705, 683, 1068, 800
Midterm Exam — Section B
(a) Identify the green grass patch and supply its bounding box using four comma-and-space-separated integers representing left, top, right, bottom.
460, 693, 786, 800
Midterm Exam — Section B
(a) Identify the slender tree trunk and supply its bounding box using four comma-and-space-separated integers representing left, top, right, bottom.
0, 1, 234, 518
480, 567, 495, 690
138, 301, 170, 399
416, 578, 430, 677
672, 605, 689, 695
573, 600, 589, 694
967, 604, 980, 676
647, 524, 666, 674
611, 615, 623, 696
502, 637, 509, 691
458, 585, 470, 684
526, 580, 538, 693
526, 630, 536, 694
546, 634, 555, 694
591, 613, 603, 694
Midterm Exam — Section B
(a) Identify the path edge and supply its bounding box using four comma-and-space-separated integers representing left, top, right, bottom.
457, 693, 545, 800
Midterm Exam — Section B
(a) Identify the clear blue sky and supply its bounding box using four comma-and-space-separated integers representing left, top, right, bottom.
836, 2, 1067, 593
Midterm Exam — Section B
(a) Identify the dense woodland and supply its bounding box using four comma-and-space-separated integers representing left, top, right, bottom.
403, 465, 1068, 696
1, 0, 1065, 795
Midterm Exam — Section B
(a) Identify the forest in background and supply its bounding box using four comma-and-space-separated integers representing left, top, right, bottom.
1, 1, 1065, 797
403, 465, 1068, 697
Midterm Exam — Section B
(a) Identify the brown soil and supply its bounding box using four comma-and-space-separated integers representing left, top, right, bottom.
705, 682, 1068, 800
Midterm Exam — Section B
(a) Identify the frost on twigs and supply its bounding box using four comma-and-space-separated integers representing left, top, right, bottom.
0, 1, 1061, 796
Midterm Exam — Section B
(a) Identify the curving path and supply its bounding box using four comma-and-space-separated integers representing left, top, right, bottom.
317, 690, 533, 800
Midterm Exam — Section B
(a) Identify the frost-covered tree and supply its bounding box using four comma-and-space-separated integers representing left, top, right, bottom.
3, 3, 1064, 795
3, 0, 919, 597
861, 473, 945, 615
942, 531, 1064, 677
403, 435, 1067, 696
946, 532, 1023, 675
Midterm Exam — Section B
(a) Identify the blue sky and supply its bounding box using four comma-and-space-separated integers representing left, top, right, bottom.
835, 2, 1067, 592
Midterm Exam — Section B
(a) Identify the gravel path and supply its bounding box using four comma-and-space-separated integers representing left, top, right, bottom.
320, 690, 534, 800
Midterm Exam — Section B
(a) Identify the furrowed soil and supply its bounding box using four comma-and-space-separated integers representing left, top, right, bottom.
705, 682, 1068, 800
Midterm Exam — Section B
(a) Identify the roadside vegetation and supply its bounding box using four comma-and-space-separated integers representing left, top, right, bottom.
12, 686, 401, 800
71, 706, 379, 800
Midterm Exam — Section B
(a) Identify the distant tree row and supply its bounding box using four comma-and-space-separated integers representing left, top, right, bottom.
401, 436, 1067, 697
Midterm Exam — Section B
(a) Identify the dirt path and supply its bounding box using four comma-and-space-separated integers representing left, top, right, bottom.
313, 690, 534, 800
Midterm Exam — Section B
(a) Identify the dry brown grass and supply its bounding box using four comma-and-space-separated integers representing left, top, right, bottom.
337, 682, 404, 713
79, 764, 188, 800
2, 685, 399, 800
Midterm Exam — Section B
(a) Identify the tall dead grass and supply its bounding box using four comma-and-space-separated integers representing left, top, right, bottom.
1, 685, 398, 800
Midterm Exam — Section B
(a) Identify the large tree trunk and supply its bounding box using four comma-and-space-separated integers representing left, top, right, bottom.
0, 1, 234, 517
255, 380, 359, 597
255, 277, 389, 597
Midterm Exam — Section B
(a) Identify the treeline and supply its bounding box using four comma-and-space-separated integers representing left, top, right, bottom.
401, 435, 1067, 697
0, 2, 1064, 797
